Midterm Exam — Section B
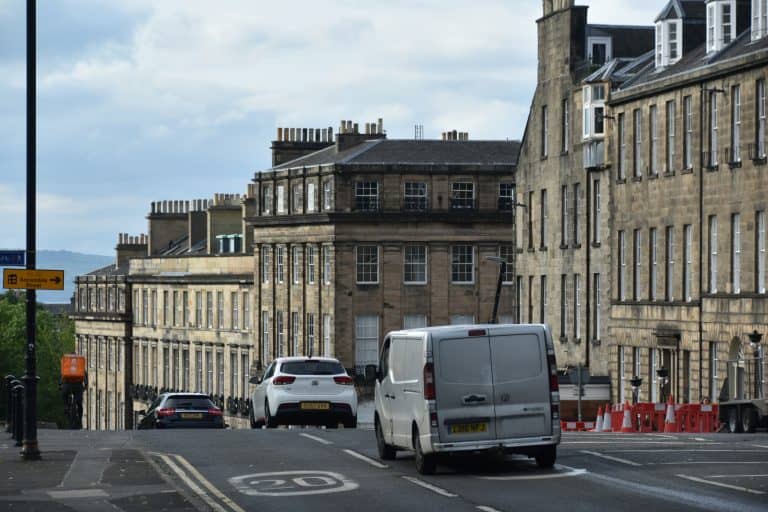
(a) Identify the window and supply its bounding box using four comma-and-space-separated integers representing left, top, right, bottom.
307, 182, 316, 212
323, 314, 332, 356
758, 211, 766, 293
182, 291, 188, 327
650, 105, 658, 176
619, 231, 627, 301
404, 182, 427, 211
707, 1, 737, 53
618, 347, 626, 403
528, 276, 534, 323
634, 229, 642, 300
306, 246, 316, 284
684, 224, 693, 302
732, 213, 741, 293
355, 315, 379, 373
650, 227, 659, 300
709, 342, 718, 404
731, 85, 741, 163
540, 275, 547, 323
582, 85, 605, 139
666, 101, 676, 172
588, 37, 611, 65
403, 314, 427, 329
141, 290, 148, 325
515, 276, 523, 323
261, 246, 270, 284
206, 291, 213, 328
291, 312, 299, 355
655, 20, 682, 68
277, 311, 284, 357
560, 274, 568, 338
216, 351, 224, 395
684, 96, 693, 169
292, 183, 302, 213
633, 109, 643, 177
758, 79, 767, 159
217, 291, 224, 329
195, 349, 203, 392
172, 291, 178, 326
541, 105, 548, 157
306, 314, 315, 355
356, 245, 379, 284
562, 99, 570, 153
242, 292, 250, 330
561, 185, 569, 246
666, 226, 676, 301
451, 182, 475, 209
205, 349, 213, 394
323, 179, 333, 210
151, 290, 157, 326
277, 246, 285, 283
182, 349, 189, 390
500, 246, 514, 283
230, 351, 238, 397
528, 191, 534, 249
261, 184, 272, 214
709, 216, 718, 293
540, 189, 548, 248
451, 245, 474, 284
753, 0, 768, 40
618, 113, 626, 179
499, 183, 515, 211
451, 315, 475, 325
355, 181, 379, 211
323, 246, 331, 285
592, 179, 601, 243
195, 291, 202, 328
231, 292, 239, 330
709, 92, 719, 167
574, 274, 581, 340
404, 245, 427, 284
276, 184, 285, 214
261, 311, 269, 363
292, 246, 301, 284
573, 183, 581, 245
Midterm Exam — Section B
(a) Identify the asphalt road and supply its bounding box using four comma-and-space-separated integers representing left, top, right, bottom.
137, 427, 768, 512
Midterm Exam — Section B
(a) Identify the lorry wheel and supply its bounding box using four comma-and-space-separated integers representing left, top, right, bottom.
414, 427, 437, 475
727, 408, 742, 433
741, 408, 758, 434
535, 445, 556, 469
375, 418, 396, 460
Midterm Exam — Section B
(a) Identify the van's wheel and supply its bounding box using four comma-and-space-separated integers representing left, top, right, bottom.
727, 408, 742, 433
742, 407, 758, 434
413, 427, 437, 475
535, 445, 556, 468
375, 418, 396, 460
265, 400, 278, 428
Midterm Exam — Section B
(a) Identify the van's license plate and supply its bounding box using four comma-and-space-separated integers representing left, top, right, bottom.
300, 402, 330, 411
450, 423, 487, 434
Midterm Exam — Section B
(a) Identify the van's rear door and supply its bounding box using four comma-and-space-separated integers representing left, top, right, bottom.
434, 332, 496, 443
490, 330, 551, 439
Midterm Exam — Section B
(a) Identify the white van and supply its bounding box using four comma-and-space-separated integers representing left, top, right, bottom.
374, 324, 560, 474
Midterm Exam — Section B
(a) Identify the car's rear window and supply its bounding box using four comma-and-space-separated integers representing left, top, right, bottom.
280, 361, 346, 376
164, 396, 214, 409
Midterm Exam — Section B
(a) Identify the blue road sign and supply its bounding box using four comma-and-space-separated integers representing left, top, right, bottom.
0, 250, 25, 267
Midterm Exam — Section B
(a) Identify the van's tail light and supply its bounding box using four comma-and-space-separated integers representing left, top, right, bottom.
333, 376, 354, 385
423, 363, 436, 400
156, 408, 175, 418
547, 350, 560, 421
548, 353, 559, 392
272, 376, 296, 385
207, 407, 223, 416
430, 411, 438, 428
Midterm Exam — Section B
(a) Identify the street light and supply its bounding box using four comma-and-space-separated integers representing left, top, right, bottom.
656, 368, 669, 403
485, 256, 507, 324
748, 330, 763, 399
630, 375, 643, 404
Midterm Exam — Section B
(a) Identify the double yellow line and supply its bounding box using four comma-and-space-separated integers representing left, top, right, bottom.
150, 452, 246, 512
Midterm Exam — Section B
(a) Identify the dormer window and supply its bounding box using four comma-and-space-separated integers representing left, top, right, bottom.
655, 20, 683, 68
707, 1, 737, 54
583, 84, 606, 139
753, 0, 768, 40
588, 37, 612, 66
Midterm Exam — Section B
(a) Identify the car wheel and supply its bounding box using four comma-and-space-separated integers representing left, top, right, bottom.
535, 445, 556, 468
265, 400, 278, 429
249, 406, 261, 429
344, 416, 357, 429
741, 407, 758, 434
728, 408, 742, 433
375, 418, 396, 460
413, 427, 436, 475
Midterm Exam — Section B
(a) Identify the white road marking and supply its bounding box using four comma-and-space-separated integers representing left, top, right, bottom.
342, 449, 388, 469
752, 444, 768, 449
676, 474, 766, 495
402, 476, 458, 497
229, 471, 358, 497
478, 464, 588, 481
707, 474, 768, 478
581, 450, 642, 466
158, 454, 227, 512
476, 506, 503, 512
173, 454, 247, 512
610, 449, 757, 453
47, 489, 109, 499
660, 461, 768, 465
299, 433, 333, 445
565, 441, 705, 445
693, 437, 708, 442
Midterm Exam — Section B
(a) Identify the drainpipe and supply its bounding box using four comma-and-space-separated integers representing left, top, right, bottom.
698, 82, 705, 403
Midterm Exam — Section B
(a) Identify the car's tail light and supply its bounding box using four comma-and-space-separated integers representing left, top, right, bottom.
156, 408, 175, 418
272, 376, 296, 385
207, 407, 223, 416
423, 363, 435, 400
333, 376, 354, 385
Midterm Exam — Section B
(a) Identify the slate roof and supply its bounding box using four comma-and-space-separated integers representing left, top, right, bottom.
583, 52, 655, 86
271, 139, 521, 170
587, 25, 655, 59
85, 263, 126, 277
655, 0, 706, 22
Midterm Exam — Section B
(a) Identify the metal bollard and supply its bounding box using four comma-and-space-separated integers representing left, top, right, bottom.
13, 384, 24, 447
4, 376, 15, 433
8, 379, 22, 436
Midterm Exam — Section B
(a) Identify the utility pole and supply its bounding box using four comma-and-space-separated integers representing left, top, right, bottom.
22, 0, 41, 461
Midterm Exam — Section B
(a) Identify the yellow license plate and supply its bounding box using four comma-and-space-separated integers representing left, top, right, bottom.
300, 402, 330, 411
181, 413, 203, 419
450, 423, 487, 434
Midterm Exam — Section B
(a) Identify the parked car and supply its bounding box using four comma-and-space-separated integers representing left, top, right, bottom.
137, 393, 225, 429
249, 357, 358, 429
374, 324, 561, 474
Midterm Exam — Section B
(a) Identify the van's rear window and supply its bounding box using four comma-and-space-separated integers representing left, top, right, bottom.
281, 361, 346, 376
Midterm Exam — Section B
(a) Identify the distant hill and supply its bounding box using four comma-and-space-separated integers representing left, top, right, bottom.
1, 250, 114, 304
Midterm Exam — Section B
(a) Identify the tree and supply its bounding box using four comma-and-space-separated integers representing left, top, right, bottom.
0, 292, 75, 428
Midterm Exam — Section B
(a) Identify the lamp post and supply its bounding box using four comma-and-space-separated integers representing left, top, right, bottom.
748, 330, 763, 400
656, 368, 669, 403
485, 256, 507, 324
630, 375, 643, 405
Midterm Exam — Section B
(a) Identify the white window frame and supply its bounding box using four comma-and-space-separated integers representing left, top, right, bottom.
634, 109, 643, 177
292, 246, 301, 284
261, 311, 269, 363
710, 91, 719, 167
709, 216, 718, 293
323, 180, 333, 211
618, 113, 626, 179
403, 314, 427, 329
684, 224, 693, 302
323, 245, 331, 285
276, 184, 286, 214
753, 0, 768, 40
355, 315, 379, 373
666, 100, 676, 172
231, 291, 239, 330
356, 245, 380, 285
277, 246, 285, 283
404, 245, 428, 285
650, 105, 659, 176
541, 105, 549, 157
307, 182, 316, 212
732, 85, 741, 163
593, 179, 601, 243
634, 229, 642, 300
261, 246, 270, 284
323, 314, 332, 356
759, 210, 766, 294
666, 227, 675, 301
651, 227, 658, 300
707, 1, 737, 53
619, 230, 627, 301
277, 311, 284, 357
561, 185, 569, 246
355, 181, 379, 211
655, 20, 682, 68
451, 245, 475, 284
587, 36, 612, 66
292, 183, 302, 213
307, 245, 316, 284
307, 313, 315, 355
574, 274, 581, 340
292, 312, 299, 356
758, 79, 766, 159
500, 245, 514, 283
562, 98, 570, 152
732, 213, 741, 293
684, 96, 694, 169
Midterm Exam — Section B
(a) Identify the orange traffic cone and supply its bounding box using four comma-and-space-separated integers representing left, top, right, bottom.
664, 395, 678, 433
620, 401, 634, 433
602, 403, 612, 432
593, 406, 604, 432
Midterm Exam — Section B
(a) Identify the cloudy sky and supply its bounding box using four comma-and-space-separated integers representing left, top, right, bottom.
0, 0, 661, 256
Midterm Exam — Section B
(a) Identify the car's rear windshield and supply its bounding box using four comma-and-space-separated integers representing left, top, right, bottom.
164, 396, 214, 409
280, 361, 346, 376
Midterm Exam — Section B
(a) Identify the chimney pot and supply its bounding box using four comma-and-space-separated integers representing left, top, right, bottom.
277, 127, 283, 141
302, 128, 307, 142
377, 118, 383, 134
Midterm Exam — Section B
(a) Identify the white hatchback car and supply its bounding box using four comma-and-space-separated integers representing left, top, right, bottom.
249, 357, 358, 428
